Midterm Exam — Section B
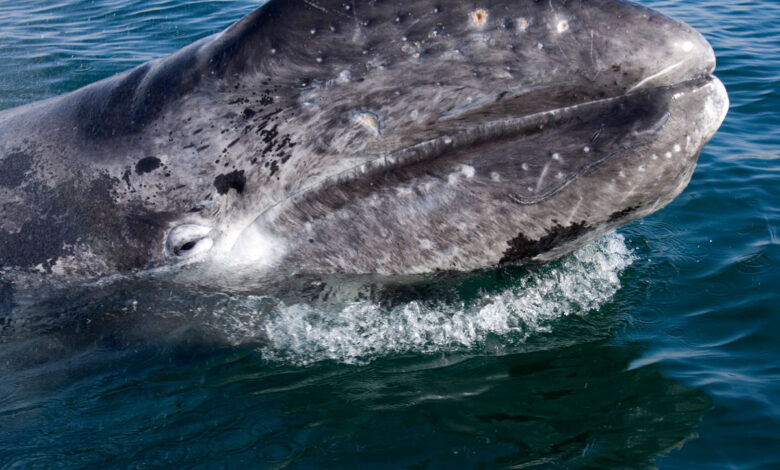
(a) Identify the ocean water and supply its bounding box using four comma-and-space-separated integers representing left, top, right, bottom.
0, 0, 777, 468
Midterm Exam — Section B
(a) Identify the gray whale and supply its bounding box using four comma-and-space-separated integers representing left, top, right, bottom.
0, 0, 728, 280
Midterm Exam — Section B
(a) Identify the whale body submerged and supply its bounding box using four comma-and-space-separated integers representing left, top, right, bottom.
0, 0, 727, 281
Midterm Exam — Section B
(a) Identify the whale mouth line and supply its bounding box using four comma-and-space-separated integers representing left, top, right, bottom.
258, 74, 719, 214
224, 72, 724, 266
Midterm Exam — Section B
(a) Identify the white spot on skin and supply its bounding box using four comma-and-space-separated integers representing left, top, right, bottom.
556, 171, 564, 179
443, 136, 453, 145
536, 163, 550, 191
410, 109, 419, 121
521, 163, 529, 171
619, 170, 626, 178
674, 144, 682, 152
652, 154, 659, 160
552, 152, 561, 161
518, 18, 530, 31
225, 224, 287, 269
681, 41, 694, 52
491, 172, 501, 181
638, 165, 646, 172
665, 152, 672, 159
471, 9, 488, 27
353, 112, 381, 136
460, 165, 475, 178
337, 70, 351, 84
583, 146, 590, 153
557, 20, 569, 33
537, 42, 544, 49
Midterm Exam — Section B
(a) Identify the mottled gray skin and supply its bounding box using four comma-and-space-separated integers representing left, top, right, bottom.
0, 0, 727, 281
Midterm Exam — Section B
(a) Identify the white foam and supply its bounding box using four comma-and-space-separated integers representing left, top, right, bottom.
200, 233, 633, 366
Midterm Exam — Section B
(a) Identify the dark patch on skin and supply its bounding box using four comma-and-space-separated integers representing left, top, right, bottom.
122, 167, 132, 188
259, 93, 274, 106
213, 170, 246, 195
608, 205, 640, 223
0, 151, 33, 189
0, 185, 81, 271
242, 108, 256, 119
499, 222, 591, 265
135, 156, 162, 174
0, 173, 171, 273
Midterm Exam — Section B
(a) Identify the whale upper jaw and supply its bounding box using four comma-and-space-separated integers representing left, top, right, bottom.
222, 74, 728, 275
217, 1, 731, 275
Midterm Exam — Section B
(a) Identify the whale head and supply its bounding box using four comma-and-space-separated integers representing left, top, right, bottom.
0, 0, 728, 280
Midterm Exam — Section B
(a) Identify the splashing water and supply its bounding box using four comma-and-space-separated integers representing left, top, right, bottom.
196, 233, 633, 365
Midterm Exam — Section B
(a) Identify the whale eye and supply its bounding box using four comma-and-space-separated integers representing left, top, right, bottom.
166, 224, 213, 258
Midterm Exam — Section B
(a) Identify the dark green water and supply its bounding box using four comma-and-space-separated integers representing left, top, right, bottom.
0, 1, 778, 468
